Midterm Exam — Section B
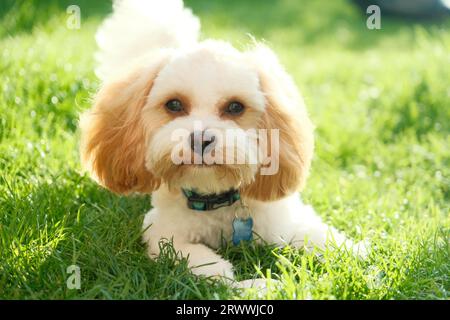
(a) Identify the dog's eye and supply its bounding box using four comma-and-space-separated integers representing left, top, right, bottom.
165, 99, 184, 113
225, 101, 245, 115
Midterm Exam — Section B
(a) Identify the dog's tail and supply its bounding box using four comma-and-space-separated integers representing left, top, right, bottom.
95, 0, 200, 81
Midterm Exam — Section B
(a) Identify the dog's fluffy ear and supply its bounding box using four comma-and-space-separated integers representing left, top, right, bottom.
80, 55, 168, 194
241, 44, 315, 201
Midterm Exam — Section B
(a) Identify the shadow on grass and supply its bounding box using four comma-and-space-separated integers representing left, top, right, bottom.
1, 169, 234, 299
1, 0, 449, 51
0, 170, 147, 298
0, 0, 112, 38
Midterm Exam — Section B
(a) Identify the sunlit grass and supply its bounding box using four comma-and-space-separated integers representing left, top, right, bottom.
0, 0, 449, 299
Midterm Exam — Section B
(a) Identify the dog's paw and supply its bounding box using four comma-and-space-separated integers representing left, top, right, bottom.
350, 239, 371, 258
236, 278, 268, 289
233, 278, 282, 297
333, 239, 371, 259
191, 259, 234, 280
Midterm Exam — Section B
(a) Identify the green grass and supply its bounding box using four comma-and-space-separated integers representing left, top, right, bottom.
0, 0, 449, 299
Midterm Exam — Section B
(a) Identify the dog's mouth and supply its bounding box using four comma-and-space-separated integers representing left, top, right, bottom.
179, 162, 221, 167
149, 152, 257, 194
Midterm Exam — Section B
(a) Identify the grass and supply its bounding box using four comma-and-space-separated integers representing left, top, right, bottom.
0, 0, 449, 299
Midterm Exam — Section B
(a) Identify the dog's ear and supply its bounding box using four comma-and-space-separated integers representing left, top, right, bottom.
80, 54, 168, 194
241, 44, 314, 201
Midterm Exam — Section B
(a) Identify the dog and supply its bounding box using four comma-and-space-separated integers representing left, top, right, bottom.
80, 0, 366, 284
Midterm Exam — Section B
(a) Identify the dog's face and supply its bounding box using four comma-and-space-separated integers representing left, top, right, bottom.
143, 42, 265, 194
80, 41, 314, 201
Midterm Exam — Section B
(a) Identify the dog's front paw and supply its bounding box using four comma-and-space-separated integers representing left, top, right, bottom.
234, 278, 282, 297
191, 259, 234, 280
341, 239, 371, 258
352, 239, 371, 258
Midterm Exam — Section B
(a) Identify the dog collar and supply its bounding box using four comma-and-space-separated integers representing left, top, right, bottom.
182, 189, 254, 245
182, 189, 241, 211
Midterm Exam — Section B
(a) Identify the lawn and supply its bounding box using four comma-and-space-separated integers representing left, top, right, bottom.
0, 0, 449, 299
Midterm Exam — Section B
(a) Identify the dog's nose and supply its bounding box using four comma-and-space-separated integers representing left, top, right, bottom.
190, 130, 216, 154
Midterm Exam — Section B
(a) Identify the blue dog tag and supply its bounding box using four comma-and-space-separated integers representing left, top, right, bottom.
232, 217, 253, 245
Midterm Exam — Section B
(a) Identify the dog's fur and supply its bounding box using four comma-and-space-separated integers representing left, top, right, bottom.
80, 0, 366, 281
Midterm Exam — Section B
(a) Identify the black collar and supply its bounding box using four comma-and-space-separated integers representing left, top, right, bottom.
182, 189, 240, 211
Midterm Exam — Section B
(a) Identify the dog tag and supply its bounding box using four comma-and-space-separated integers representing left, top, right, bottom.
232, 203, 253, 245
232, 217, 253, 245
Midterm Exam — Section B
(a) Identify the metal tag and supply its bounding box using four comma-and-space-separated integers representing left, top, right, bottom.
232, 217, 254, 245
232, 200, 253, 245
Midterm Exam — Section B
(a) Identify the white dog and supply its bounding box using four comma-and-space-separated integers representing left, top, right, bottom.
80, 0, 366, 283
